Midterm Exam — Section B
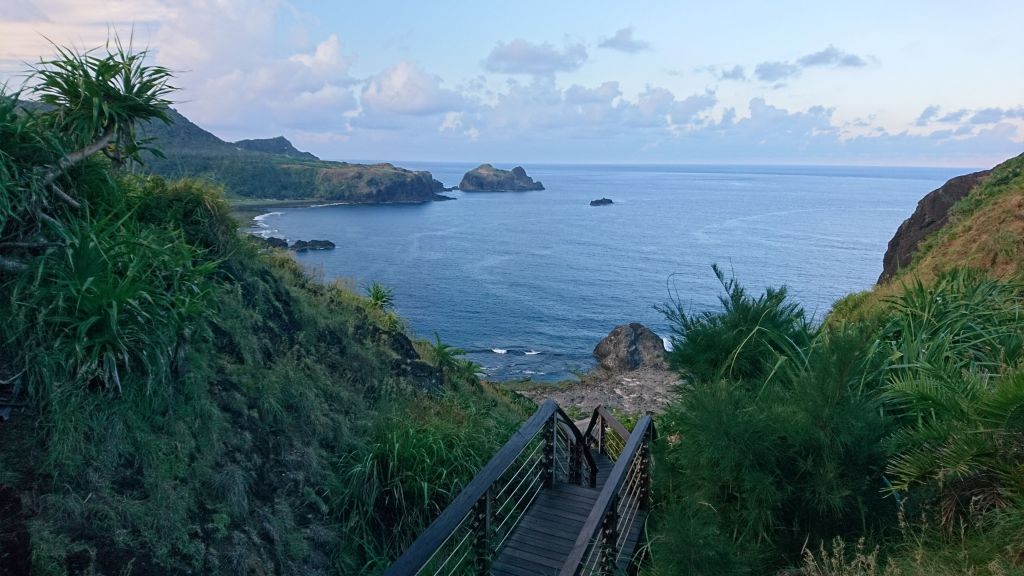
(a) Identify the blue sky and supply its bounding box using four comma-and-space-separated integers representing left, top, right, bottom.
1, 0, 1022, 167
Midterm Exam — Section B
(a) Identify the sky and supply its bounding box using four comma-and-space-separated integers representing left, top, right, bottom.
1, 1, 1022, 167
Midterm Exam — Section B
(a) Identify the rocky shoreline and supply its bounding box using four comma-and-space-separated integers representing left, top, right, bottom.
514, 322, 680, 414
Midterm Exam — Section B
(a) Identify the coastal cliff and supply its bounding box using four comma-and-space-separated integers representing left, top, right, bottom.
877, 169, 990, 283
459, 164, 544, 191
140, 108, 448, 203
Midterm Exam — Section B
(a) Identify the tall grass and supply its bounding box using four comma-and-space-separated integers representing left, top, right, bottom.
648, 266, 1024, 574
331, 391, 523, 573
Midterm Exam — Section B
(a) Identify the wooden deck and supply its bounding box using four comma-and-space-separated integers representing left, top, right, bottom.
491, 452, 612, 575
383, 402, 654, 576
491, 452, 645, 575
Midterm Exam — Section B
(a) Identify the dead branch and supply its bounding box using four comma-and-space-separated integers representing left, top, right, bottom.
41, 125, 116, 187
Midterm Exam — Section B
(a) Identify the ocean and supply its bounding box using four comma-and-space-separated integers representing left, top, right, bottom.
251, 163, 965, 381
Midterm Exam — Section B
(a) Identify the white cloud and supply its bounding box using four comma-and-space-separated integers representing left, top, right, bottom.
361, 61, 464, 116
482, 39, 587, 76
598, 27, 650, 53
288, 35, 349, 76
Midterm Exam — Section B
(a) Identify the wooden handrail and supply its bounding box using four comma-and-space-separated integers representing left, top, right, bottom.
385, 399, 597, 576
558, 414, 655, 576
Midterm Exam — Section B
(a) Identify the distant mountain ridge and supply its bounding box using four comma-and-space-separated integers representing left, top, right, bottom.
138, 108, 448, 203
232, 136, 318, 160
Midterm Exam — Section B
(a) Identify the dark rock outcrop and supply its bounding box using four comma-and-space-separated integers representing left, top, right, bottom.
593, 323, 666, 373
878, 169, 990, 284
459, 164, 544, 191
263, 236, 288, 249
387, 331, 442, 391
290, 239, 335, 252
590, 198, 613, 206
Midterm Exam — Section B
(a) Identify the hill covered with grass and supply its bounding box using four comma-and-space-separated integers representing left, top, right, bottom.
137, 107, 451, 204
0, 43, 525, 575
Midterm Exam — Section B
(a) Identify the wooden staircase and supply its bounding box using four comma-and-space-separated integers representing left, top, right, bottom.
384, 401, 655, 576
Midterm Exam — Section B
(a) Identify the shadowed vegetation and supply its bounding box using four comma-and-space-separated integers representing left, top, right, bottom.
0, 41, 525, 576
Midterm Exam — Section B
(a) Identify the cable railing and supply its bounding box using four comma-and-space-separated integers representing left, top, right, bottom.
384, 399, 599, 576
583, 406, 631, 460
560, 412, 655, 576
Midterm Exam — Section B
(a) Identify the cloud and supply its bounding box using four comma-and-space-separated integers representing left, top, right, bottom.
482, 39, 587, 75
598, 27, 650, 53
288, 35, 350, 76
915, 105, 941, 126
754, 61, 801, 82
969, 106, 1024, 124
719, 65, 746, 81
0, 1, 48, 22
938, 109, 969, 123
361, 61, 464, 116
754, 45, 871, 83
797, 45, 867, 68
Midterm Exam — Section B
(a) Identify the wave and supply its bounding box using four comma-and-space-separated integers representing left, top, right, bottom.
491, 348, 508, 354
661, 336, 673, 352
525, 350, 541, 355
252, 212, 283, 226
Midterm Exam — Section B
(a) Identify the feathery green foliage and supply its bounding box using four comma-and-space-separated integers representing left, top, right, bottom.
659, 264, 812, 385
649, 265, 1024, 574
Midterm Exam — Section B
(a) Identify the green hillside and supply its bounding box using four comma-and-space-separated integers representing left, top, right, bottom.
138, 108, 449, 203
0, 43, 524, 575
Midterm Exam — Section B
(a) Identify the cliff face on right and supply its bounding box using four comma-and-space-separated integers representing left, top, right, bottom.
878, 152, 1024, 285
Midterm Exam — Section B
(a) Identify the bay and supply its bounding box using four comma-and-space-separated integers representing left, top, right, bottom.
253, 163, 966, 381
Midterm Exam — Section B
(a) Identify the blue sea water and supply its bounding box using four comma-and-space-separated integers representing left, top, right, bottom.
253, 163, 966, 381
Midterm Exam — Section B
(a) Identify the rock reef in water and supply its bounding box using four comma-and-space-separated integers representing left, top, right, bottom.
459, 164, 544, 191
590, 198, 613, 206
290, 239, 335, 252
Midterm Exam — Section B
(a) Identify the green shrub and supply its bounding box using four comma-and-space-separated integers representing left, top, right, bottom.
659, 264, 812, 385
653, 273, 894, 572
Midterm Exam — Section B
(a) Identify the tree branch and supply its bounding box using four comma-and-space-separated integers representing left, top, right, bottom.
0, 256, 26, 273
50, 183, 82, 209
42, 125, 117, 187
0, 241, 61, 250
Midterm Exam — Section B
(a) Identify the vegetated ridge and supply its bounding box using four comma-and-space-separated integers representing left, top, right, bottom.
139, 108, 450, 203
0, 43, 527, 575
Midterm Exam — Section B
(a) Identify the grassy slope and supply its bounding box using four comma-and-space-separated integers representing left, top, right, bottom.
0, 174, 525, 575
829, 152, 1024, 324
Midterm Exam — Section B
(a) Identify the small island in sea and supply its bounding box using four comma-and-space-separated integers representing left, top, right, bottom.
459, 164, 544, 191
590, 197, 613, 206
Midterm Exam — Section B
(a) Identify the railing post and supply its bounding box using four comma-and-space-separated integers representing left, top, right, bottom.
599, 495, 620, 575
639, 432, 651, 509
472, 487, 492, 574
598, 417, 606, 455
543, 416, 556, 487
569, 438, 581, 485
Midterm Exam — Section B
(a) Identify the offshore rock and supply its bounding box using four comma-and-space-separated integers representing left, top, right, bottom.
593, 323, 666, 373
590, 198, 613, 206
290, 239, 335, 252
459, 164, 544, 191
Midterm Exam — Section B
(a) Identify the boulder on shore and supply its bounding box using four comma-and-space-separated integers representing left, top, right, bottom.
590, 198, 613, 206
593, 323, 666, 373
290, 239, 335, 252
459, 164, 544, 191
